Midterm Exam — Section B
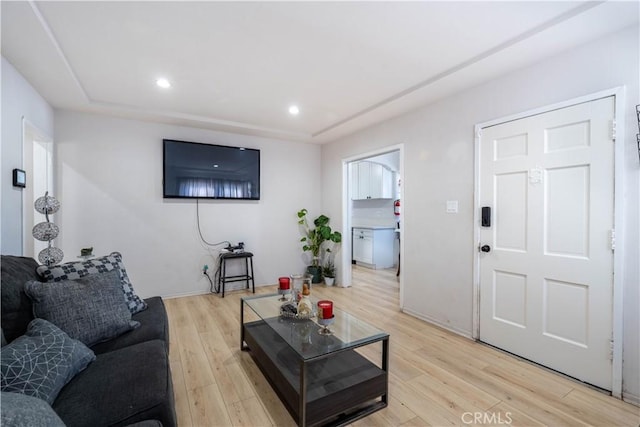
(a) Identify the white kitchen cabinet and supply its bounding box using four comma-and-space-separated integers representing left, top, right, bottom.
368, 162, 383, 198
381, 167, 393, 198
357, 162, 372, 199
352, 227, 395, 269
351, 161, 394, 200
350, 162, 359, 200
352, 228, 373, 264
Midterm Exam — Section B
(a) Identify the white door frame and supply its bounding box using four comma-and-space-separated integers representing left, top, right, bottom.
341, 144, 405, 308
21, 118, 55, 258
472, 87, 626, 398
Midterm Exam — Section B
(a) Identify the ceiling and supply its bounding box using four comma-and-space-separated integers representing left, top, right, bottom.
2, 1, 638, 144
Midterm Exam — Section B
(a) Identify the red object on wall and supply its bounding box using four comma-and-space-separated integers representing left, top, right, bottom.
394, 199, 401, 216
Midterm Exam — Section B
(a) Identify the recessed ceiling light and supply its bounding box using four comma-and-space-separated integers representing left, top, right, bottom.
213, 164, 219, 168
288, 105, 300, 115
156, 78, 171, 89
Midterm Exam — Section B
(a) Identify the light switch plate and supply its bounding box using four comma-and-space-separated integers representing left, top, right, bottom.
446, 200, 458, 213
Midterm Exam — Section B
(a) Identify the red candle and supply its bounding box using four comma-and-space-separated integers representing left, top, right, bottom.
278, 277, 290, 290
317, 300, 333, 319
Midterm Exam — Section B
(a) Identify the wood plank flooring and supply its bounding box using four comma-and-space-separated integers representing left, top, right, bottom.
165, 266, 639, 426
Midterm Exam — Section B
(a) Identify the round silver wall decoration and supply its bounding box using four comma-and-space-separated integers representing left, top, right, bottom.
34, 194, 60, 215
32, 222, 60, 241
38, 247, 64, 266
32, 191, 64, 266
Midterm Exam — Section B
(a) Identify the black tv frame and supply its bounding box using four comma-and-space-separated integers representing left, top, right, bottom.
163, 139, 260, 200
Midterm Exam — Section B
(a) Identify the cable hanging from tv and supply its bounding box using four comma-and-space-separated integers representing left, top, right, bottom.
196, 198, 230, 248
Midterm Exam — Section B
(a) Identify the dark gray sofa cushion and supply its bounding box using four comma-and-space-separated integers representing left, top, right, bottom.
125, 421, 163, 427
36, 252, 147, 314
1, 392, 66, 427
0, 319, 95, 404
90, 296, 168, 355
25, 270, 139, 346
53, 339, 176, 427
1, 256, 39, 342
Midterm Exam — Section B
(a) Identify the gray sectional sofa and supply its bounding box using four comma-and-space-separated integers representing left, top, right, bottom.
1, 254, 176, 427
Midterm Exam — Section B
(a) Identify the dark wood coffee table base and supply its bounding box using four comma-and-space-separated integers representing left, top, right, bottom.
243, 320, 388, 426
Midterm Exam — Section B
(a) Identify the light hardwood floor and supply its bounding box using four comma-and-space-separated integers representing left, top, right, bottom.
165, 266, 639, 426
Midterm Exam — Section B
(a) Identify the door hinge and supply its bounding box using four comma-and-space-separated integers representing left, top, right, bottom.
610, 229, 616, 252
609, 339, 614, 361
610, 120, 616, 141
476, 128, 482, 139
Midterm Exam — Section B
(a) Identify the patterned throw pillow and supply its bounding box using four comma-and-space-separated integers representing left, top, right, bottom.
25, 270, 140, 346
1, 392, 66, 427
0, 319, 95, 404
36, 251, 147, 314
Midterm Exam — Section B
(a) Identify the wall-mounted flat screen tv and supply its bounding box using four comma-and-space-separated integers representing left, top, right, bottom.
163, 139, 260, 200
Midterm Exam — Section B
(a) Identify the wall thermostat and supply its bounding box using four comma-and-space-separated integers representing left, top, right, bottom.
12, 169, 26, 188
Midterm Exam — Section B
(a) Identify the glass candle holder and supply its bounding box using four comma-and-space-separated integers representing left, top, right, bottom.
290, 274, 305, 303
278, 277, 291, 301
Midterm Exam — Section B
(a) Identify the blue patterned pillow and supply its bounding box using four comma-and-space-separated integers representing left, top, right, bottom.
0, 319, 95, 404
1, 392, 65, 427
25, 270, 140, 346
36, 251, 147, 314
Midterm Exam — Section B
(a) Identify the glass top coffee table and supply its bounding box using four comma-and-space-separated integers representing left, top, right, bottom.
241, 293, 389, 427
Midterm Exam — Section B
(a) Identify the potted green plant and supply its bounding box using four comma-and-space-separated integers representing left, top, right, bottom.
297, 208, 342, 283
322, 259, 336, 286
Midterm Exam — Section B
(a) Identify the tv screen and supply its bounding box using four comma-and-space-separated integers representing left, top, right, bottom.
163, 139, 260, 200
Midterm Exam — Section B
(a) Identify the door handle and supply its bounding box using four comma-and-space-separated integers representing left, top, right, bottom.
480, 245, 491, 253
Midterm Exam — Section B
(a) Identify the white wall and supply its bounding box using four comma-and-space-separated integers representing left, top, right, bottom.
1, 57, 55, 255
54, 111, 322, 298
322, 26, 639, 401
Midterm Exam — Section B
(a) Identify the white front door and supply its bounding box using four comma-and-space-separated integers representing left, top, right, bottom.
478, 96, 615, 390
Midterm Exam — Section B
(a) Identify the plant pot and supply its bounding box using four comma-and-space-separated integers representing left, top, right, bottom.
324, 276, 335, 286
306, 265, 322, 284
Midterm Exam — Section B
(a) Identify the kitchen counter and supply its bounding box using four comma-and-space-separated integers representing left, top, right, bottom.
351, 225, 396, 230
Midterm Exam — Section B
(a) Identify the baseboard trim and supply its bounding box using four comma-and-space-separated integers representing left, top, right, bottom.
162, 289, 211, 299
162, 283, 268, 299
401, 307, 472, 339
623, 392, 640, 407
